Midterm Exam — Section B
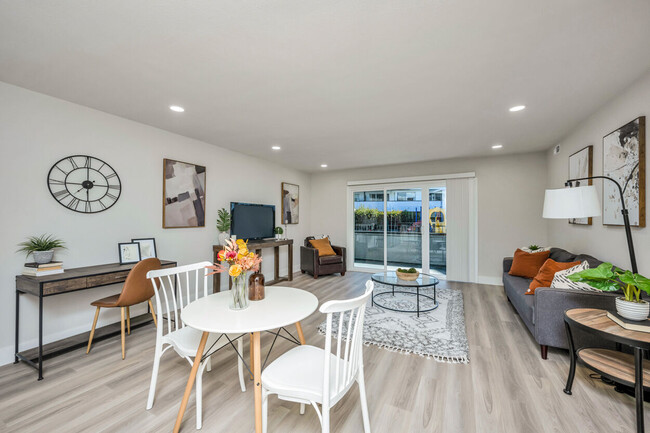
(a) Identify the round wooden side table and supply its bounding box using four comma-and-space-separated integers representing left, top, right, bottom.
564, 308, 650, 433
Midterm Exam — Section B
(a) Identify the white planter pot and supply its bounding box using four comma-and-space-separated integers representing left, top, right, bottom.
275, 234, 282, 240
32, 250, 54, 264
615, 297, 649, 321
218, 232, 229, 245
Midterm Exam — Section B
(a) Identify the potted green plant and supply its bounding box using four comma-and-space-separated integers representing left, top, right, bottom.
217, 208, 231, 244
274, 226, 284, 240
396, 267, 419, 281
569, 262, 650, 321
17, 234, 66, 264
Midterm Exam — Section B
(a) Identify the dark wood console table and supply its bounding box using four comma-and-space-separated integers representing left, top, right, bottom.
564, 308, 650, 433
212, 239, 293, 293
15, 259, 177, 380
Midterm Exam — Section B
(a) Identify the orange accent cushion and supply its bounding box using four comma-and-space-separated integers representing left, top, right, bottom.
309, 238, 337, 257
526, 259, 581, 295
508, 249, 551, 279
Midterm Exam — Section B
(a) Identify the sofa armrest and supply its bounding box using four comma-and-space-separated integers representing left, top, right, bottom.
534, 287, 617, 349
300, 246, 318, 273
503, 257, 513, 273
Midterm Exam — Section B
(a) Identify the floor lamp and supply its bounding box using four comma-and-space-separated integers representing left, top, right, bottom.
542, 176, 638, 274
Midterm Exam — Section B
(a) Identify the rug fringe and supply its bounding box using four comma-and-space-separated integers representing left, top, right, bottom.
317, 328, 470, 365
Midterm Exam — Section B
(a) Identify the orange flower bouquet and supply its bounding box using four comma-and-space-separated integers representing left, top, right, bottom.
208, 239, 262, 310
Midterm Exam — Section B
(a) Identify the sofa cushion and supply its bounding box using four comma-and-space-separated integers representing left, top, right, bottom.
527, 259, 581, 295
550, 261, 600, 292
509, 249, 550, 279
319, 255, 343, 265
503, 273, 535, 325
574, 254, 604, 269
549, 248, 577, 263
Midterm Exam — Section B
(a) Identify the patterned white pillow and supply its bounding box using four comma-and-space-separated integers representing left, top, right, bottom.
519, 246, 551, 253
551, 261, 600, 292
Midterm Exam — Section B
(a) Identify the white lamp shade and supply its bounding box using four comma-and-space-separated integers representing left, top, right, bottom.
543, 185, 601, 219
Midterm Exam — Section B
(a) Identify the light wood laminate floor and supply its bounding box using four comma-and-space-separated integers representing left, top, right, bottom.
1, 272, 647, 432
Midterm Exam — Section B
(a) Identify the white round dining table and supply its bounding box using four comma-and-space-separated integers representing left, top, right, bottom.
173, 286, 319, 433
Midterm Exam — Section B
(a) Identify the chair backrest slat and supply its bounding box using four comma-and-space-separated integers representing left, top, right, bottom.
147, 261, 213, 337
320, 281, 374, 402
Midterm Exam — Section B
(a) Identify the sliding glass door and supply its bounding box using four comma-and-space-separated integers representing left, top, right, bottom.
386, 188, 422, 270
350, 182, 446, 278
353, 190, 385, 268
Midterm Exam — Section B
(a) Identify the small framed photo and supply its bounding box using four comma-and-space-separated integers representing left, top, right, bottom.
118, 242, 141, 265
132, 238, 157, 259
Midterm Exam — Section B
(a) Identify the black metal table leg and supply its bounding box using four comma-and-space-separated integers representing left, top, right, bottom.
564, 320, 576, 395
635, 347, 644, 433
417, 287, 420, 318
38, 290, 43, 381
14, 290, 20, 364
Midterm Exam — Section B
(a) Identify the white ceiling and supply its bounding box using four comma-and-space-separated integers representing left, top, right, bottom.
1, 0, 650, 172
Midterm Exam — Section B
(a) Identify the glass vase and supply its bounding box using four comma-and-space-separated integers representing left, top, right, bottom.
230, 273, 249, 310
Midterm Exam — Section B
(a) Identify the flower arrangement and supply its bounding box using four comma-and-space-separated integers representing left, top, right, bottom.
208, 239, 262, 309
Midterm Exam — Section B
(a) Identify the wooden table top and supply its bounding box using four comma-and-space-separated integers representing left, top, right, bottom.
566, 308, 650, 346
16, 259, 177, 283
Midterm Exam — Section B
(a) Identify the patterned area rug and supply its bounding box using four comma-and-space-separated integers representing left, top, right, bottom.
318, 285, 469, 364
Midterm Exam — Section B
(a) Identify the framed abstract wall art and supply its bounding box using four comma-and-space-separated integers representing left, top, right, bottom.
568, 145, 593, 225
281, 182, 299, 224
163, 159, 206, 228
602, 117, 645, 227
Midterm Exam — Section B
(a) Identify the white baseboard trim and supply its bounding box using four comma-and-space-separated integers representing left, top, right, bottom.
478, 275, 503, 286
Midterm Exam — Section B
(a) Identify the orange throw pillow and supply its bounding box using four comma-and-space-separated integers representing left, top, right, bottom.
309, 238, 337, 256
508, 249, 550, 279
526, 259, 581, 295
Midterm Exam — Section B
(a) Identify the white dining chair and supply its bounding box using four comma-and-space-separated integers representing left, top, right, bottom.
261, 280, 374, 433
145, 261, 246, 430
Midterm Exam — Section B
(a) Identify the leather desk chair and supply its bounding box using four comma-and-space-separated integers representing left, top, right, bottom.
86, 258, 161, 359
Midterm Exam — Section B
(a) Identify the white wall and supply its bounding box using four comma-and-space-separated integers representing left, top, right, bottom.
309, 152, 549, 284
0, 82, 311, 365
546, 71, 650, 271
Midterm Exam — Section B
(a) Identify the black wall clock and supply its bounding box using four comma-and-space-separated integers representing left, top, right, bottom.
47, 155, 121, 213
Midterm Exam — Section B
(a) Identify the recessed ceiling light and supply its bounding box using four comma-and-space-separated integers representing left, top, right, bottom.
271, 146, 281, 150
320, 164, 328, 168
492, 144, 503, 149
169, 105, 185, 112
509, 105, 526, 112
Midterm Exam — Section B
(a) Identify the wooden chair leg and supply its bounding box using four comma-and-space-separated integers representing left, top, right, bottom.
295, 322, 306, 345
126, 306, 131, 335
121, 307, 126, 360
86, 307, 101, 354
249, 333, 255, 380
148, 299, 157, 327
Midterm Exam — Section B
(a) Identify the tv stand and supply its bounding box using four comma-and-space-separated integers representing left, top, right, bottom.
212, 238, 294, 293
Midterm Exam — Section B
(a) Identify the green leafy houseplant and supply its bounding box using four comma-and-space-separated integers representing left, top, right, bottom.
528, 244, 541, 251
216, 208, 231, 233
16, 234, 66, 257
274, 227, 284, 235
568, 262, 650, 303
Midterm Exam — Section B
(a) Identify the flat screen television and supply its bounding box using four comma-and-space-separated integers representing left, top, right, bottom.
230, 202, 275, 240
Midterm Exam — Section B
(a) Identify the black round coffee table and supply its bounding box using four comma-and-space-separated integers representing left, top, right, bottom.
370, 272, 439, 317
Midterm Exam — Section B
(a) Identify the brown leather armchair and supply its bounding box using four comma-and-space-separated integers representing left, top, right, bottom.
300, 237, 346, 279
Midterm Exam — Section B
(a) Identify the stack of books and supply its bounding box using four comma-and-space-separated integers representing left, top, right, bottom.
607, 311, 650, 333
22, 261, 64, 276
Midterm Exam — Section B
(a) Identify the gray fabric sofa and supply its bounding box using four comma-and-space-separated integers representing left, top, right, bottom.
503, 247, 618, 359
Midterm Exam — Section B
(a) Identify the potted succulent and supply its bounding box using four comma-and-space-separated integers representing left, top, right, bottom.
216, 208, 231, 245
569, 262, 650, 321
17, 234, 66, 264
274, 226, 284, 240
